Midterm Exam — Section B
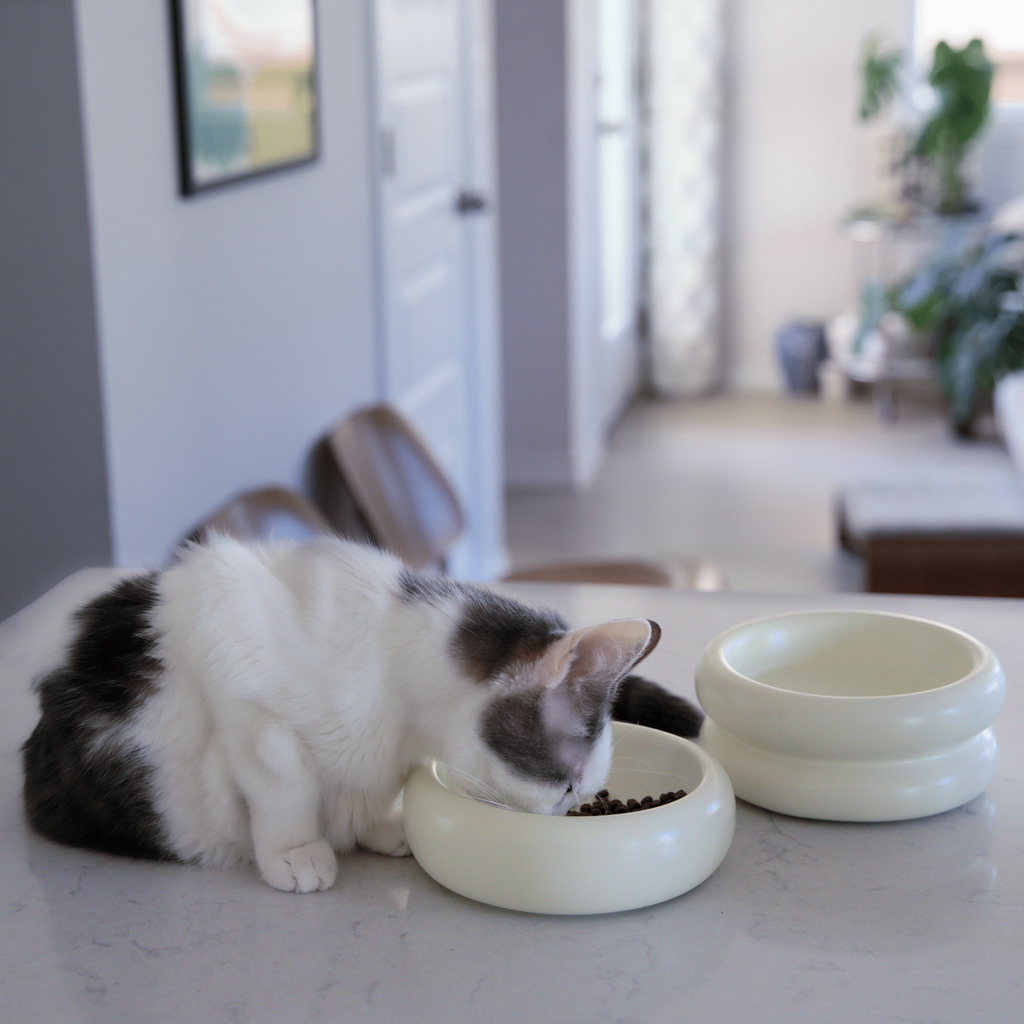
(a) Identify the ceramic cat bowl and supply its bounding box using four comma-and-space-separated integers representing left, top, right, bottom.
403, 722, 735, 914
695, 610, 1005, 821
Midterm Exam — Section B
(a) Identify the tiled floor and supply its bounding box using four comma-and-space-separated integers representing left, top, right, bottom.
505, 392, 1012, 594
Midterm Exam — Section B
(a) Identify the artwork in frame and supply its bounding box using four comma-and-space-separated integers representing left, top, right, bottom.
171, 0, 319, 194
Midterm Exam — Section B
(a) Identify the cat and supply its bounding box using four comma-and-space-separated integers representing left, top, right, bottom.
22, 534, 702, 893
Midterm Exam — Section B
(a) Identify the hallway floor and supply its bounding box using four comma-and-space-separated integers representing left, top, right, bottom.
505, 393, 1012, 594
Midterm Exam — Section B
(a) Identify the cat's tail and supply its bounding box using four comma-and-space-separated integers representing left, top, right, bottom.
611, 675, 704, 739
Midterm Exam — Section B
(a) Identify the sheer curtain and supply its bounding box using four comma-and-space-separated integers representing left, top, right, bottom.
642, 0, 724, 395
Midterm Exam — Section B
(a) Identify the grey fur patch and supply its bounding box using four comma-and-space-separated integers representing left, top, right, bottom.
480, 690, 568, 785
481, 683, 614, 786
401, 570, 568, 682
611, 674, 704, 738
450, 587, 568, 682
21, 571, 173, 860
399, 568, 462, 605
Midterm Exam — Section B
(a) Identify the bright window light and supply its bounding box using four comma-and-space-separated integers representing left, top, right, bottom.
916, 0, 1024, 105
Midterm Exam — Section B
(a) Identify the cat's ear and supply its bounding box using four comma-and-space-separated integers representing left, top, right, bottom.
537, 620, 661, 739
545, 618, 660, 689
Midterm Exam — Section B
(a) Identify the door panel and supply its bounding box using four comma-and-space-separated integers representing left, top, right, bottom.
375, 0, 470, 522
392, 78, 451, 191
394, 265, 456, 395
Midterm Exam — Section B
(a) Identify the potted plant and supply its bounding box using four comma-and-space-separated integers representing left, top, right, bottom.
858, 37, 994, 216
858, 36, 902, 122
894, 229, 1024, 434
913, 40, 994, 215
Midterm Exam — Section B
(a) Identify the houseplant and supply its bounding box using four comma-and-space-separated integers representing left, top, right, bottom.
912, 40, 994, 215
895, 229, 1024, 434
857, 37, 993, 216
858, 36, 902, 122
851, 37, 1009, 432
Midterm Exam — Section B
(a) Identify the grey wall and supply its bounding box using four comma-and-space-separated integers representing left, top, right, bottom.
496, 1, 630, 490
495, 0, 572, 485
0, 0, 112, 621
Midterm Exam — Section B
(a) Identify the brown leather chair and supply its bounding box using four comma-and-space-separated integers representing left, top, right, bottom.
185, 485, 334, 548
321, 405, 464, 571
319, 403, 724, 589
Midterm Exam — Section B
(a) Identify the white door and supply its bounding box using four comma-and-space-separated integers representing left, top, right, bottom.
596, 0, 640, 425
373, 0, 502, 578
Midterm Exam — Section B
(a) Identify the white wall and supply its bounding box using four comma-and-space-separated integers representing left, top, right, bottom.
74, 0, 381, 566
723, 0, 911, 392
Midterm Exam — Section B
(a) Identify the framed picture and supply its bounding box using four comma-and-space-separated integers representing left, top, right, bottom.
170, 0, 319, 194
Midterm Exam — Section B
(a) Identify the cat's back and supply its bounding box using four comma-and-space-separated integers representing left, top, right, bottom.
153, 536, 412, 715
158, 534, 404, 648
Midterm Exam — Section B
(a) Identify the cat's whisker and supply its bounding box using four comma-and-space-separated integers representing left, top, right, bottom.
435, 762, 510, 806
601, 730, 694, 802
602, 767, 695, 796
602, 770, 692, 782
432, 761, 485, 790
610, 719, 644, 758
610, 756, 663, 773
472, 796, 517, 811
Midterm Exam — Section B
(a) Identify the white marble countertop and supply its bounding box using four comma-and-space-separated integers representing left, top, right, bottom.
2, 570, 1021, 1024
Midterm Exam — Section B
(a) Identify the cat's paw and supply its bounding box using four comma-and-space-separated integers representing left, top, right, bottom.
360, 819, 411, 857
260, 839, 337, 892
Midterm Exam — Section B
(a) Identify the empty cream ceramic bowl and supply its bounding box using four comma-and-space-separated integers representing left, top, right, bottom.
696, 610, 1005, 821
403, 722, 735, 914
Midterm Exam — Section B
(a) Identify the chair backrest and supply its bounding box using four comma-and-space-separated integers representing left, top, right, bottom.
187, 486, 334, 547
325, 404, 465, 570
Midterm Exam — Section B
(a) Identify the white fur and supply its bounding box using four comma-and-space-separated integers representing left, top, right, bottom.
128, 536, 651, 892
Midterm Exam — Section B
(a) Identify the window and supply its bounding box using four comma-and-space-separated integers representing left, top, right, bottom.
916, 0, 1024, 105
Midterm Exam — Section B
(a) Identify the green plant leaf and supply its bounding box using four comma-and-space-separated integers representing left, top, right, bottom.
859, 37, 902, 121
895, 227, 1024, 427
913, 39, 993, 213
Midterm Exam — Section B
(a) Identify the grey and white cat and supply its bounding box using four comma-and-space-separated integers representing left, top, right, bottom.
22, 535, 701, 892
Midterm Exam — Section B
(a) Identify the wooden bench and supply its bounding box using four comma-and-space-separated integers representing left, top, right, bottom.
837, 373, 1024, 597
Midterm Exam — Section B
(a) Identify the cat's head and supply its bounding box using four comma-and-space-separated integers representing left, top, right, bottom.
444, 592, 660, 815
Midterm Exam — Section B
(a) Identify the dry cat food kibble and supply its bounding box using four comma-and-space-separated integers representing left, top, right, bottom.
566, 789, 686, 816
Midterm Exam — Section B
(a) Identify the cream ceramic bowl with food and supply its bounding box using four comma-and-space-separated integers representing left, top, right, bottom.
403, 722, 735, 915
696, 610, 1005, 821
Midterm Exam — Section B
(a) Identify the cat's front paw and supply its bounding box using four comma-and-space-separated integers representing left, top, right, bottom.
360, 819, 411, 857
260, 839, 337, 892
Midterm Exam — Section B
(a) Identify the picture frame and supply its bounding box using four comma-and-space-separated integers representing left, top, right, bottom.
170, 0, 319, 195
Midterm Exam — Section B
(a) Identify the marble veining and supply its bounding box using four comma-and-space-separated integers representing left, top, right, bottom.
1, 574, 1022, 1023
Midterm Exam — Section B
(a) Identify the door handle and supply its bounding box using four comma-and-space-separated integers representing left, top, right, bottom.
456, 189, 489, 215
